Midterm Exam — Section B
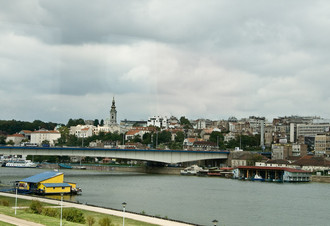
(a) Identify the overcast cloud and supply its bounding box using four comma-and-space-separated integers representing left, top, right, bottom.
1, 0, 330, 123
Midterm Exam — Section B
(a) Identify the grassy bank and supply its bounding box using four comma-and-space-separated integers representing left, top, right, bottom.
0, 195, 157, 226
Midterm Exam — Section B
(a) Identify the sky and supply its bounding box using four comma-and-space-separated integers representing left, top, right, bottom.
1, 0, 330, 124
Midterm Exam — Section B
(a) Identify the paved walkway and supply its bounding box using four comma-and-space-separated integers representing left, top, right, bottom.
0, 213, 44, 226
0, 192, 193, 226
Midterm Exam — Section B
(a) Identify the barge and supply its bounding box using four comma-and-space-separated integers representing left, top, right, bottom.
233, 166, 311, 182
17, 171, 81, 195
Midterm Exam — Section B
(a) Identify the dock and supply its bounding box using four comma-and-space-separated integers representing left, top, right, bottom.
234, 166, 311, 182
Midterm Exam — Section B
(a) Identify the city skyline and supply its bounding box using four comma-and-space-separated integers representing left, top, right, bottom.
1, 1, 330, 123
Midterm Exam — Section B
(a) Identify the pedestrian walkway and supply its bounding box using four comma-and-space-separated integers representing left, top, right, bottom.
0, 192, 193, 226
0, 213, 44, 226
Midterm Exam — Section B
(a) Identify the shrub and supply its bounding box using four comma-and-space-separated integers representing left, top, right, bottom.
29, 200, 43, 214
1, 200, 10, 206
42, 207, 58, 217
87, 215, 96, 226
98, 217, 114, 226
62, 208, 86, 224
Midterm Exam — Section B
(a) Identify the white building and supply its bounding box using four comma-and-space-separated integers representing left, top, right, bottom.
30, 129, 61, 146
147, 116, 168, 129
296, 123, 330, 139
6, 134, 25, 145
70, 125, 95, 138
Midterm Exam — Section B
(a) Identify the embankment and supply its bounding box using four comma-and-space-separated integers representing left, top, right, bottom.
310, 175, 330, 183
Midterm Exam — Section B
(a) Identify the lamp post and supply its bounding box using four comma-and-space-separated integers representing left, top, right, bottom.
212, 219, 218, 226
122, 202, 127, 226
60, 193, 63, 226
15, 186, 18, 215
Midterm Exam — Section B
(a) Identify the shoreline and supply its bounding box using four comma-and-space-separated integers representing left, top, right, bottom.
41, 163, 330, 183
0, 192, 194, 226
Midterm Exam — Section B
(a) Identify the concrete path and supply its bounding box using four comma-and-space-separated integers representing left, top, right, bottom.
0, 192, 193, 226
0, 213, 44, 226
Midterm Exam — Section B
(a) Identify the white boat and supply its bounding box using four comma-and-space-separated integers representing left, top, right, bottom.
4, 159, 38, 168
252, 174, 265, 181
180, 165, 203, 175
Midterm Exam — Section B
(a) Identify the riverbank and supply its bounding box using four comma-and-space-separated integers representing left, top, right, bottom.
0, 192, 194, 226
310, 175, 330, 183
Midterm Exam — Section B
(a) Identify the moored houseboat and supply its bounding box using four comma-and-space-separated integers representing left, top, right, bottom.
233, 166, 311, 182
17, 171, 81, 195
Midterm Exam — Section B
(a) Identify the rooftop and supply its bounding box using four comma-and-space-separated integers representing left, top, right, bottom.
20, 171, 63, 183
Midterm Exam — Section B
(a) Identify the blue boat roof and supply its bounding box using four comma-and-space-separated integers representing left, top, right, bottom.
42, 183, 71, 188
20, 171, 63, 183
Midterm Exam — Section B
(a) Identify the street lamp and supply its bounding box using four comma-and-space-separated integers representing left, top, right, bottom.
15, 185, 18, 215
60, 193, 63, 226
212, 219, 218, 226
122, 202, 127, 226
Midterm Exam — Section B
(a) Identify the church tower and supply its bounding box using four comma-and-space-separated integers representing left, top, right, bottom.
110, 97, 117, 125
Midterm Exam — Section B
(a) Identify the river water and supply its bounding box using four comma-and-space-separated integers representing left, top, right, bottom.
1, 167, 330, 226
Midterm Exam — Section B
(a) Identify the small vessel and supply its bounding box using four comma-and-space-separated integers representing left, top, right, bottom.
180, 165, 203, 175
252, 174, 265, 181
58, 163, 72, 169
2, 159, 38, 168
207, 167, 222, 176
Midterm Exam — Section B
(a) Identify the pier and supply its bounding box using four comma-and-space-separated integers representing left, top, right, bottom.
234, 166, 311, 182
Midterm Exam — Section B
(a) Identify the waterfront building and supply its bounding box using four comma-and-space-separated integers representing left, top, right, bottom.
230, 151, 268, 168
233, 166, 311, 182
5, 133, 25, 145
271, 144, 292, 160
296, 123, 330, 140
292, 143, 308, 157
69, 125, 95, 138
120, 119, 147, 128
314, 133, 330, 157
256, 159, 290, 167
30, 129, 61, 146
19, 130, 32, 140
290, 155, 330, 172
125, 127, 156, 141
191, 141, 218, 151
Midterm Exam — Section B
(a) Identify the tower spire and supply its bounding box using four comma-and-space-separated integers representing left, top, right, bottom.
110, 96, 117, 125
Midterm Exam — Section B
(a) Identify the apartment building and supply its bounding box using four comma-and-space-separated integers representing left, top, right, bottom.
314, 133, 330, 157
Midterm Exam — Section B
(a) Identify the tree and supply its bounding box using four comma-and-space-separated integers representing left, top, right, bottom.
41, 140, 50, 146
66, 118, 85, 127
100, 119, 104, 126
158, 131, 172, 144
93, 119, 99, 126
57, 126, 69, 145
209, 131, 225, 148
179, 116, 192, 129
87, 216, 96, 226
142, 133, 152, 145
0, 136, 6, 145
175, 131, 184, 143
133, 134, 142, 143
6, 140, 14, 146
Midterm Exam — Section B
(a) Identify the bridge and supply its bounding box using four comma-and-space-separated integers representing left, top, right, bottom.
0, 146, 229, 164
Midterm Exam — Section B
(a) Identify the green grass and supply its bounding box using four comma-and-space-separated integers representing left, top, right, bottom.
0, 220, 15, 226
0, 196, 158, 226
82, 209, 157, 226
